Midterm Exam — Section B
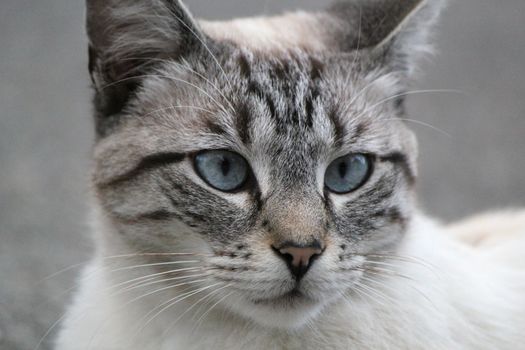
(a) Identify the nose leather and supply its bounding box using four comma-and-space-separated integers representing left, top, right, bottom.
278, 246, 322, 268
273, 242, 324, 280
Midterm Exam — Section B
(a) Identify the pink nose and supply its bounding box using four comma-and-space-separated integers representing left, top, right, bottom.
278, 246, 322, 268
273, 242, 324, 279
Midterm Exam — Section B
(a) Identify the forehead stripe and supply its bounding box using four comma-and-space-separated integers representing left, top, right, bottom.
96, 152, 185, 187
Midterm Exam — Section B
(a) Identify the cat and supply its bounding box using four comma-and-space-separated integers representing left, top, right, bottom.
56, 0, 525, 349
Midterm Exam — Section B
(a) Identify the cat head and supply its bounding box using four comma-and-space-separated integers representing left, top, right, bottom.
87, 0, 444, 329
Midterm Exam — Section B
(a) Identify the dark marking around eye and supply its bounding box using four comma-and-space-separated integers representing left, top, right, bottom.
99, 152, 185, 187
372, 206, 408, 228
140, 210, 178, 221
385, 207, 407, 226
351, 174, 395, 207
379, 152, 416, 185
163, 175, 194, 197
157, 182, 210, 227
183, 210, 208, 223
112, 209, 182, 224
252, 189, 263, 212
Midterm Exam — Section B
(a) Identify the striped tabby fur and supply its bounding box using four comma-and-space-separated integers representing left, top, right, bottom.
56, 1, 525, 349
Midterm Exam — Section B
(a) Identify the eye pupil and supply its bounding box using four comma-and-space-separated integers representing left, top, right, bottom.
220, 157, 230, 176
338, 162, 347, 178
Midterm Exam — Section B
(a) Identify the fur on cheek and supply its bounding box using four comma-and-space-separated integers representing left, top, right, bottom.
57, 0, 525, 349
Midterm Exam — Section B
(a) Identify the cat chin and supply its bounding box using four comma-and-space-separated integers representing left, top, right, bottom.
224, 292, 327, 329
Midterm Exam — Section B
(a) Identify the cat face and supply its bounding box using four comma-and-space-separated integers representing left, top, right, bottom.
87, 0, 443, 328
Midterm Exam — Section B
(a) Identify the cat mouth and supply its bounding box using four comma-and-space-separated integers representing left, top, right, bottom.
250, 288, 311, 306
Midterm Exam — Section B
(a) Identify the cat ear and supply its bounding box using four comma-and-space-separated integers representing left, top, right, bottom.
326, 0, 446, 76
86, 0, 205, 132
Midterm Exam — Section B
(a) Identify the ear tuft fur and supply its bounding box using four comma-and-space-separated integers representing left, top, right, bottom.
86, 0, 205, 135
326, 0, 446, 76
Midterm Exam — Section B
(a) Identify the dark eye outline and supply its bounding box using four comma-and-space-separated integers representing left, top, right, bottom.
192, 150, 253, 193
324, 153, 374, 194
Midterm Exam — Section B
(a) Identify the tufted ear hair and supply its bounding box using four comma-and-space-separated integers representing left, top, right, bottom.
326, 0, 446, 77
86, 0, 205, 135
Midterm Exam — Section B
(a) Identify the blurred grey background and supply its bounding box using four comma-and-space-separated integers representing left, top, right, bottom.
0, 0, 524, 348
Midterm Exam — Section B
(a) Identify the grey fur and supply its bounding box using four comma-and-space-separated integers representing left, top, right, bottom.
85, 0, 444, 328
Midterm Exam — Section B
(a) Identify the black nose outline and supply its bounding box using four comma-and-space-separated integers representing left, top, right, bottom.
272, 241, 324, 280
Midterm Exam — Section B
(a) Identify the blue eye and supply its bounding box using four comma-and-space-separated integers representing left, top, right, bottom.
324, 154, 372, 194
194, 150, 249, 192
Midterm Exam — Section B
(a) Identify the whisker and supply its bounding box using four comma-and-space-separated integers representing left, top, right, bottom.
135, 282, 223, 336
363, 252, 439, 274
102, 252, 208, 258
350, 283, 389, 309
117, 56, 236, 113
107, 260, 200, 273
179, 58, 236, 113
353, 281, 395, 308
344, 71, 399, 113
34, 252, 205, 348
387, 117, 452, 138
373, 89, 465, 112
35, 261, 88, 286
38, 267, 199, 313
344, 266, 414, 282
142, 104, 216, 118
361, 260, 405, 269
33, 311, 70, 350
361, 266, 415, 281
360, 274, 437, 312
107, 267, 204, 292
123, 278, 209, 305
351, 5, 363, 69
164, 7, 235, 93
351, 89, 465, 123
305, 319, 330, 348
111, 272, 209, 296
102, 74, 230, 115
85, 279, 210, 349
189, 288, 222, 322
161, 283, 232, 338
192, 290, 234, 333
136, 284, 213, 328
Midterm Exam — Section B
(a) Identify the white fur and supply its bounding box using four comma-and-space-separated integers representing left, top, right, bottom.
56, 210, 525, 350
200, 12, 332, 53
